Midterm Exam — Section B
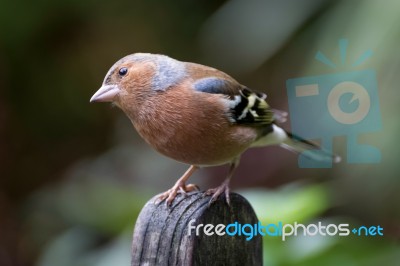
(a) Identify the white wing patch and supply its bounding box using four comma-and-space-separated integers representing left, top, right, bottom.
238, 94, 257, 120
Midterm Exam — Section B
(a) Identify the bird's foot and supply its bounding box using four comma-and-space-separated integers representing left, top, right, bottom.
157, 182, 199, 206
205, 180, 230, 206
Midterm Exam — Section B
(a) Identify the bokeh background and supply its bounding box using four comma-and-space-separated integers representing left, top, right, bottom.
1, 0, 400, 265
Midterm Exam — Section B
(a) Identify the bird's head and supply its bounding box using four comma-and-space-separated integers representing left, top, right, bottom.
90, 53, 155, 107
90, 53, 186, 110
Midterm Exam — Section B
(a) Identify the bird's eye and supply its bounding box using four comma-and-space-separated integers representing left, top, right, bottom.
118, 67, 128, 76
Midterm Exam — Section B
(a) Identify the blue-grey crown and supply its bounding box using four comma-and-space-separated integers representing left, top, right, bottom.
111, 53, 187, 91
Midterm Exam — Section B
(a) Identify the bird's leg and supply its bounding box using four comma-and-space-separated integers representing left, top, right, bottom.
158, 165, 199, 205
205, 158, 240, 205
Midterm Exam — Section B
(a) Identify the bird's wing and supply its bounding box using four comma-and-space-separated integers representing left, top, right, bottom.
229, 87, 274, 126
187, 63, 274, 126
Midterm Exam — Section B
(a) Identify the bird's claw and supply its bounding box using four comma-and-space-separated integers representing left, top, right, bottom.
156, 183, 199, 206
204, 182, 230, 206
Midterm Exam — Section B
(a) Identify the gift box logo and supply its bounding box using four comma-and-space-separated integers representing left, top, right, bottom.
286, 39, 382, 168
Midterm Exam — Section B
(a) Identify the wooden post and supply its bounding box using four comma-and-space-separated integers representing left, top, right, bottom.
131, 191, 262, 266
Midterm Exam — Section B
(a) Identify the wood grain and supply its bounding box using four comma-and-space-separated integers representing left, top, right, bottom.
131, 191, 262, 266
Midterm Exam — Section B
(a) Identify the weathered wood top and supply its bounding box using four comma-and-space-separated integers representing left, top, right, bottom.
131, 191, 262, 266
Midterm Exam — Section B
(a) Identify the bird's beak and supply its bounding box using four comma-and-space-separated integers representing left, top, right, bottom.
90, 85, 120, 103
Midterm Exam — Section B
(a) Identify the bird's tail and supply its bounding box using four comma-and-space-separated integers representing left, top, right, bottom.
281, 131, 341, 163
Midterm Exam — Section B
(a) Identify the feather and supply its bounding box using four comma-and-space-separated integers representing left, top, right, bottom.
191, 75, 274, 127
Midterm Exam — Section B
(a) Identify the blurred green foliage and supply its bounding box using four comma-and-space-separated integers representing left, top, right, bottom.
242, 185, 400, 266
1, 0, 399, 265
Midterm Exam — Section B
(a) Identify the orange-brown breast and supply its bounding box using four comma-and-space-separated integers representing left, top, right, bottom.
126, 80, 258, 166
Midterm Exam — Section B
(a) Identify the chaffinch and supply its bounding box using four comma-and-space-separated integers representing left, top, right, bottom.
90, 53, 340, 205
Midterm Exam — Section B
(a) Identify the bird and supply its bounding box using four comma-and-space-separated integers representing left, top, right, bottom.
90, 53, 340, 205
